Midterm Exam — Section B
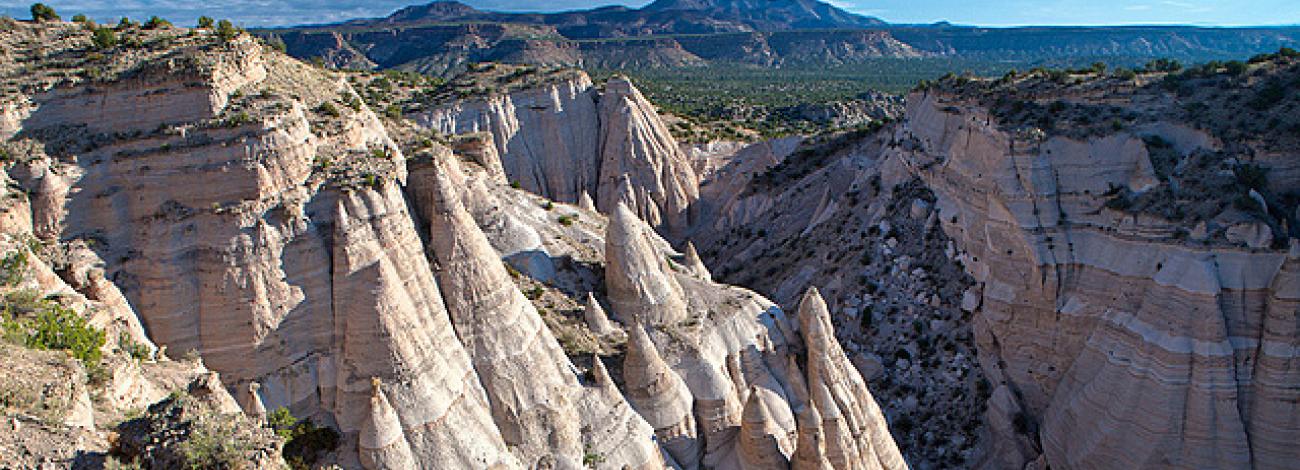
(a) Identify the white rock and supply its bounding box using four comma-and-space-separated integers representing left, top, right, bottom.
910, 198, 932, 220
1225, 222, 1273, 249
961, 288, 981, 312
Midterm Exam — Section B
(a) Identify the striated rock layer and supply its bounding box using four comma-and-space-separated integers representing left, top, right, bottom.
892, 89, 1300, 469
408, 153, 664, 469
415, 70, 699, 235
2, 24, 521, 469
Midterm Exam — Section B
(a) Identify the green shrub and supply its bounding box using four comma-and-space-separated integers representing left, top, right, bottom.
342, 93, 362, 111
30, 3, 58, 22
583, 445, 606, 467
71, 13, 87, 23
177, 418, 253, 469
116, 17, 136, 30
557, 215, 575, 226
1235, 163, 1269, 192
268, 407, 340, 470
143, 16, 170, 30
315, 102, 340, 117
196, 16, 213, 29
223, 111, 253, 127
264, 34, 286, 53
91, 27, 117, 50
216, 19, 238, 42
1104, 192, 1133, 211
1225, 60, 1248, 76
1, 250, 28, 286
383, 105, 402, 119
5, 301, 106, 368
118, 332, 150, 361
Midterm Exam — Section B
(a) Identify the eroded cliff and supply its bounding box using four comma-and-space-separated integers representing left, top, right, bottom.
1, 19, 904, 470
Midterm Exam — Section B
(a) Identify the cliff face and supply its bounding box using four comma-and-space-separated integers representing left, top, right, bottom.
892, 88, 1300, 469
2, 21, 904, 470
416, 69, 700, 236
3, 22, 522, 469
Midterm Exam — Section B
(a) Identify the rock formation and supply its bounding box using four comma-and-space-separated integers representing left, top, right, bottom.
415, 67, 700, 234
681, 240, 712, 281
584, 291, 619, 335
798, 288, 907, 470
0, 19, 911, 470
410, 153, 665, 469
596, 77, 701, 235
579, 190, 598, 212
792, 403, 834, 470
624, 320, 703, 467
881, 72, 1300, 469
605, 203, 690, 325
412, 152, 587, 467
418, 70, 602, 203
738, 387, 794, 469
359, 378, 418, 470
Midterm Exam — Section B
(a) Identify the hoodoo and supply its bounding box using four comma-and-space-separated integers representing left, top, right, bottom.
623, 321, 703, 467
359, 378, 417, 470
605, 203, 690, 325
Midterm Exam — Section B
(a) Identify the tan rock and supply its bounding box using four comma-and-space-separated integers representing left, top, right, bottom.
419, 73, 601, 204
791, 402, 833, 470
1225, 221, 1273, 249
414, 155, 586, 467
738, 387, 793, 469
413, 154, 665, 469
359, 378, 417, 470
245, 382, 267, 421
624, 321, 701, 467
329, 186, 519, 469
682, 240, 712, 281
604, 203, 689, 325
187, 371, 243, 415
900, 90, 1300, 470
596, 77, 700, 236
799, 288, 907, 470
584, 292, 619, 335
578, 190, 598, 212
450, 132, 508, 184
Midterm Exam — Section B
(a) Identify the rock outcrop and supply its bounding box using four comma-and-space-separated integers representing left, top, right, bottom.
738, 387, 794, 469
798, 288, 907, 470
359, 378, 417, 470
1, 22, 521, 469
605, 203, 691, 325
624, 320, 702, 467
0, 20, 909, 470
415, 68, 699, 234
596, 77, 700, 235
889, 79, 1300, 469
792, 403, 834, 470
410, 153, 664, 469
584, 291, 619, 335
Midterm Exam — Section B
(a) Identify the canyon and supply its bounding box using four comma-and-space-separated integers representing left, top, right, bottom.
2, 11, 1299, 470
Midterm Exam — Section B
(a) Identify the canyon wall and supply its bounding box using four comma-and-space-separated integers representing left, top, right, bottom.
891, 90, 1299, 469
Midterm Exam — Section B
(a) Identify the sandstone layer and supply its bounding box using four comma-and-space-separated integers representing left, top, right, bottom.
415, 68, 700, 235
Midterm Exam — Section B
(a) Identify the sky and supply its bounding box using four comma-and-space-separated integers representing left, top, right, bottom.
1, 0, 1297, 28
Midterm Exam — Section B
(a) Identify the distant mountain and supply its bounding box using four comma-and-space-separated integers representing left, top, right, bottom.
335, 0, 884, 37
260, 0, 1300, 76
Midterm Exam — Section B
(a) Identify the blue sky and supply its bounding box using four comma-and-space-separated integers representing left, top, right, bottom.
1, 0, 1296, 27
